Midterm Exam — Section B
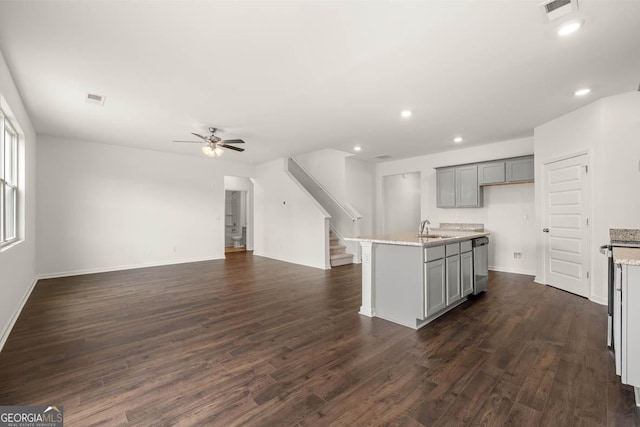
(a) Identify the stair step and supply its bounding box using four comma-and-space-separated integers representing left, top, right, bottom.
330, 245, 346, 255
330, 252, 353, 267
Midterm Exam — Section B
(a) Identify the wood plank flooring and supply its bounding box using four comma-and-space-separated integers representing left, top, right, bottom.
0, 252, 638, 426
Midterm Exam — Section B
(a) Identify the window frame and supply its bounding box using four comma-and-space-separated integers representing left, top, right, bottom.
1, 106, 19, 247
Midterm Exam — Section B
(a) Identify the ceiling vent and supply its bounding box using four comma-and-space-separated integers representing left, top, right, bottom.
376, 155, 392, 160
540, 0, 578, 21
85, 93, 106, 106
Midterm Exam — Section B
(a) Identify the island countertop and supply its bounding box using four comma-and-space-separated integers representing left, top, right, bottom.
345, 229, 489, 248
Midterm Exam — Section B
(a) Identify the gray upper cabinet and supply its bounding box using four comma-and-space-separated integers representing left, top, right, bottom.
455, 165, 480, 207
436, 168, 456, 208
506, 156, 534, 182
478, 161, 505, 185
436, 155, 532, 209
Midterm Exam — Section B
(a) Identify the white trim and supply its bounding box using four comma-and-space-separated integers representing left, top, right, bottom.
0, 277, 38, 353
36, 255, 225, 280
590, 294, 607, 306
489, 265, 536, 276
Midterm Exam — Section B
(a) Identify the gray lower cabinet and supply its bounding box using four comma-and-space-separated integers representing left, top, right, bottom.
506, 156, 534, 182
436, 168, 456, 208
445, 254, 461, 305
424, 258, 446, 317
461, 250, 473, 297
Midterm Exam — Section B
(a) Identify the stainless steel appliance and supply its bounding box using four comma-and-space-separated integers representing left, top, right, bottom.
472, 237, 489, 294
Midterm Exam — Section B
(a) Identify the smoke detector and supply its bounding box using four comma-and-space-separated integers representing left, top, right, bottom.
540, 0, 578, 21
85, 92, 106, 106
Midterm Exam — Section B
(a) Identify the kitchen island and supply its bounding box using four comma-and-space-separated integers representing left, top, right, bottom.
346, 229, 489, 329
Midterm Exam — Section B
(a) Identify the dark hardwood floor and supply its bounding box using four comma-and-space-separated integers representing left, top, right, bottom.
0, 252, 638, 426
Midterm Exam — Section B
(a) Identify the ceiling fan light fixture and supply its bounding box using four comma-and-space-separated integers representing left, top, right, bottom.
202, 145, 213, 156
214, 147, 225, 157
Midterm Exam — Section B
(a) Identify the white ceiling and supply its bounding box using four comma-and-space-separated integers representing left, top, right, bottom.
0, 1, 639, 164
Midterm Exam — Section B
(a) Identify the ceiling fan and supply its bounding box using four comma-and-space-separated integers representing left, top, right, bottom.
173, 127, 245, 158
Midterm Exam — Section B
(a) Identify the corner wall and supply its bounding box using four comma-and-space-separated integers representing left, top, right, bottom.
36, 135, 253, 277
375, 137, 536, 275
0, 50, 37, 350
534, 91, 640, 304
253, 158, 330, 269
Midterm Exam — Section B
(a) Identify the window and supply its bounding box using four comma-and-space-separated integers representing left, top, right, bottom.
1, 107, 18, 246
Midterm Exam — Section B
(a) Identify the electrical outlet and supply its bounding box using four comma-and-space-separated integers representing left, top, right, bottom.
514, 252, 523, 260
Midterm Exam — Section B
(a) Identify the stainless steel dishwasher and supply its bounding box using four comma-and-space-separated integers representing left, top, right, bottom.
472, 237, 489, 294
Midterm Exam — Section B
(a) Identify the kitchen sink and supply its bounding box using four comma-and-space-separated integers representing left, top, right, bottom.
416, 234, 455, 239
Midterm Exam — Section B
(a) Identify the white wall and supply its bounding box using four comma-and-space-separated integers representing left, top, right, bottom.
534, 91, 640, 304
0, 50, 38, 349
37, 135, 253, 277
346, 157, 375, 236
295, 148, 350, 204
382, 172, 421, 234
254, 158, 330, 269
376, 137, 536, 275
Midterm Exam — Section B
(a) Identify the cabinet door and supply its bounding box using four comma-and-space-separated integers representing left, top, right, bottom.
506, 156, 534, 182
478, 161, 505, 185
446, 255, 461, 305
425, 258, 446, 317
436, 168, 456, 208
455, 165, 480, 207
461, 251, 473, 297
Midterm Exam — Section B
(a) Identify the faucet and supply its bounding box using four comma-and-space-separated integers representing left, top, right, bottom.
419, 219, 431, 236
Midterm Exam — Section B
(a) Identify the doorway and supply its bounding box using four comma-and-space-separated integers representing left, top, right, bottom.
382, 172, 421, 234
225, 190, 247, 253
542, 153, 591, 298
224, 176, 254, 255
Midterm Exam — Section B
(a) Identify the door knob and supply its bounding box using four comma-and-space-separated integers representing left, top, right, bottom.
543, 228, 549, 233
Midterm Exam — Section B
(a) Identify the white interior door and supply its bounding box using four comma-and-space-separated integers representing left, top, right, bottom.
543, 153, 590, 298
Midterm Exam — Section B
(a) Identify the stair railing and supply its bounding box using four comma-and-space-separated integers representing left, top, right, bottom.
286, 158, 362, 260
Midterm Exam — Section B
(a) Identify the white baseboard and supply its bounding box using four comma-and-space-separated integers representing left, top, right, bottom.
0, 276, 38, 353
590, 295, 607, 306
489, 265, 536, 276
36, 255, 224, 280
252, 251, 330, 270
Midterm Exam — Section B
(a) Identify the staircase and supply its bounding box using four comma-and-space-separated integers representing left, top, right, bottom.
330, 230, 354, 267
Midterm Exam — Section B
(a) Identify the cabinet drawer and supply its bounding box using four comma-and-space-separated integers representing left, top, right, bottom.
445, 243, 460, 256
460, 240, 472, 253
425, 245, 445, 261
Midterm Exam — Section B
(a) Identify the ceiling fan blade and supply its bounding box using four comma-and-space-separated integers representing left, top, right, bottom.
191, 132, 208, 140
219, 144, 245, 152
220, 139, 245, 144
173, 140, 204, 143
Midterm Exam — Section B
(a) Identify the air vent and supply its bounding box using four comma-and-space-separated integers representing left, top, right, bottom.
85, 93, 106, 106
376, 155, 392, 160
540, 0, 578, 21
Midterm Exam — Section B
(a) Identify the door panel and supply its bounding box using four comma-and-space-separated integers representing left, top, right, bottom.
543, 154, 590, 298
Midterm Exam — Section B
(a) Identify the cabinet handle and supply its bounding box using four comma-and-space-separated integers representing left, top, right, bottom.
542, 228, 549, 233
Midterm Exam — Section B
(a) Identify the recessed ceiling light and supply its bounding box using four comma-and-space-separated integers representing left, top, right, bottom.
454, 137, 463, 143
401, 110, 412, 118
353, 145, 362, 152
558, 20, 582, 36
574, 88, 591, 96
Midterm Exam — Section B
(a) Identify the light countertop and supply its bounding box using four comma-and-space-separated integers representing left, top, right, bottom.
345, 229, 489, 248
613, 247, 640, 266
